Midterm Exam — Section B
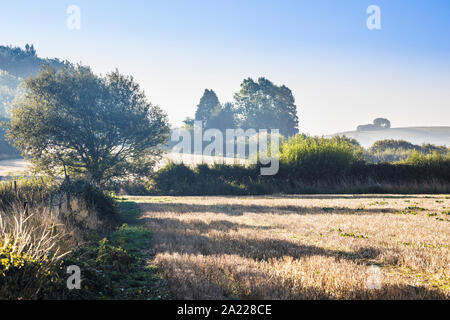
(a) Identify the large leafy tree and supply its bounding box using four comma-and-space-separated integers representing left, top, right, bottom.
6, 65, 170, 186
194, 89, 220, 127
234, 77, 299, 137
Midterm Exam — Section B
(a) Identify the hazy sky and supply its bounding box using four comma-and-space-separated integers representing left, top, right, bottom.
1, 0, 449, 135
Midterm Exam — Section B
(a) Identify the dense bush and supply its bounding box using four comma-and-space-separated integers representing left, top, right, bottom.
0, 241, 66, 299
143, 136, 450, 196
149, 161, 267, 195
278, 135, 364, 181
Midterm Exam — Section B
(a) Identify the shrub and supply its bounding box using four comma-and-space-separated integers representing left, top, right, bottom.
399, 150, 450, 167
150, 162, 197, 195
368, 140, 449, 163
0, 205, 68, 299
0, 241, 65, 299
279, 135, 364, 181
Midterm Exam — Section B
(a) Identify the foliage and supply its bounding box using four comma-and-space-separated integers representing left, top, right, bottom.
368, 139, 449, 163
186, 77, 299, 137
0, 193, 71, 300
6, 64, 170, 186
144, 135, 450, 196
278, 135, 364, 181
234, 77, 299, 137
151, 162, 197, 194
0, 240, 66, 299
206, 102, 237, 131
370, 139, 420, 153
149, 161, 265, 196
399, 150, 450, 167
194, 89, 221, 127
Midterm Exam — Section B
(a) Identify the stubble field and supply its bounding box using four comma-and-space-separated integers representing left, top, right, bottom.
130, 195, 449, 300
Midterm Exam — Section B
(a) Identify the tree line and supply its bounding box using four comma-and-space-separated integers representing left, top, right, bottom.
184, 77, 299, 138
0, 44, 65, 78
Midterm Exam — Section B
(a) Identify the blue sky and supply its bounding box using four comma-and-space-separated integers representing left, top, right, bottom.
1, 0, 449, 135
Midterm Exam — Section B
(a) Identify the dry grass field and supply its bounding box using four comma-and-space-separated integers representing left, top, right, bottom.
130, 194, 450, 300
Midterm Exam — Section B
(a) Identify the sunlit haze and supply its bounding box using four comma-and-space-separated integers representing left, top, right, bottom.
1, 0, 449, 135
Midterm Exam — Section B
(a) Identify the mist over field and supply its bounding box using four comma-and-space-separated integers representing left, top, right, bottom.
331, 127, 450, 148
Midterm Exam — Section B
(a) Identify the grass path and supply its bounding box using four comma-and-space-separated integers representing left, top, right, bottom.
132, 194, 450, 300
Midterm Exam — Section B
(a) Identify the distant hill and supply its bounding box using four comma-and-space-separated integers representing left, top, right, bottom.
329, 127, 450, 148
0, 45, 67, 117
0, 44, 65, 78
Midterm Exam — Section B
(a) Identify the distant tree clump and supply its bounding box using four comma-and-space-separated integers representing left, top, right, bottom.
357, 118, 391, 131
6, 65, 170, 186
373, 118, 391, 129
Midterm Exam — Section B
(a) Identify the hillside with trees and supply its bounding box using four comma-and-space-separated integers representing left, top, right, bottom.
0, 45, 66, 118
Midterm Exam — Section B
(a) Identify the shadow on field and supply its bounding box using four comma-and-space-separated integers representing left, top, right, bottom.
139, 206, 449, 300
142, 217, 381, 263
148, 217, 277, 233
164, 254, 448, 299
137, 202, 398, 216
